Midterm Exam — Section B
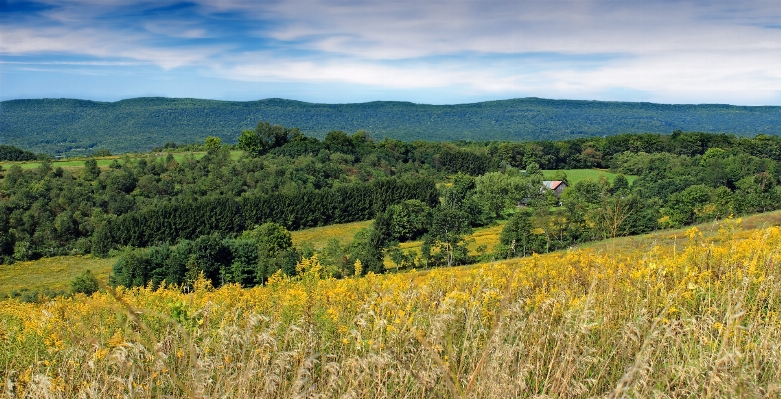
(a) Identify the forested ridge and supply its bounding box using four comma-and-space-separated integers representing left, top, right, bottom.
3, 97, 781, 156
3, 126, 781, 293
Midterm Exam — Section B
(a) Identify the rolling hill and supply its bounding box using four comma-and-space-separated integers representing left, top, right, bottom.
2, 97, 781, 156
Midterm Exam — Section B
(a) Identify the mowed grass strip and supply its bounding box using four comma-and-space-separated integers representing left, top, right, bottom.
0, 255, 115, 297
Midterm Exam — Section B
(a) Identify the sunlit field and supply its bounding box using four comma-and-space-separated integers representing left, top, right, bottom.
0, 255, 115, 298
398, 222, 507, 263
290, 220, 373, 250
2, 215, 780, 397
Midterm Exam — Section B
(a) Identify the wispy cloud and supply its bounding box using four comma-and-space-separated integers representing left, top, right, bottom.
1, 0, 780, 104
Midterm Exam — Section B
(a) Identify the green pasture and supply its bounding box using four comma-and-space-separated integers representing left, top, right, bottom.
1, 151, 243, 171
542, 169, 637, 185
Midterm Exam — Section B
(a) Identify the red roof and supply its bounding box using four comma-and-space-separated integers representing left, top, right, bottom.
542, 180, 564, 190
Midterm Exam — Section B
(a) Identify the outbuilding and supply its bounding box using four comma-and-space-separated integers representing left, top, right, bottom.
542, 180, 567, 198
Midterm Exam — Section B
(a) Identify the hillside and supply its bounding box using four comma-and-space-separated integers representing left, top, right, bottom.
2, 97, 781, 156
3, 216, 779, 397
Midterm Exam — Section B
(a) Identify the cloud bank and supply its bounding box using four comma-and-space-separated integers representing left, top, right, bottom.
2, 0, 780, 104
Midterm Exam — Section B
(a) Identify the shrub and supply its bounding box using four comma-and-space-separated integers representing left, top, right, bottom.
70, 269, 100, 295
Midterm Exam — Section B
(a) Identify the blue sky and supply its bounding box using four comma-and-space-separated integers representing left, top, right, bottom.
1, 0, 780, 105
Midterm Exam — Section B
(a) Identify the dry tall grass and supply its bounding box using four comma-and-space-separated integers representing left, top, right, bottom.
2, 219, 780, 398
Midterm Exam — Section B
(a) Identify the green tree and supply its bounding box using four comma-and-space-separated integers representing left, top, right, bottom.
83, 159, 100, 181
498, 208, 539, 258
242, 222, 297, 281
349, 227, 386, 275
385, 200, 432, 242
54, 211, 76, 243
223, 239, 259, 286
552, 170, 569, 185
320, 238, 350, 277
205, 136, 222, 150
662, 184, 713, 227
238, 129, 263, 156
430, 207, 472, 267
611, 174, 630, 195
591, 194, 634, 240
91, 148, 112, 157
71, 269, 99, 295
13, 241, 33, 261
324, 130, 355, 154
525, 162, 542, 177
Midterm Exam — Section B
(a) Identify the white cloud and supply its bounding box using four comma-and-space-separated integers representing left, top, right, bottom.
2, 0, 781, 104
0, 27, 225, 69
259, 0, 781, 58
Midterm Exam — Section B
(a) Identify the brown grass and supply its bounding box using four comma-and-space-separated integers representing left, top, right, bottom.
3, 215, 780, 397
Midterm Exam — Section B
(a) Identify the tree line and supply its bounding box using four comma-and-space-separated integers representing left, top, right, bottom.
110, 222, 300, 289
4, 125, 781, 276
93, 176, 437, 256
0, 145, 43, 162
0, 127, 489, 264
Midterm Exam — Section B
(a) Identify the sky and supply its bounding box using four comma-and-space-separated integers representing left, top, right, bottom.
1, 0, 781, 105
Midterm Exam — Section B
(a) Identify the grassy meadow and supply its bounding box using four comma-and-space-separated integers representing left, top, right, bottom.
0, 151, 243, 171
397, 222, 507, 264
2, 212, 781, 397
290, 220, 373, 249
0, 256, 115, 299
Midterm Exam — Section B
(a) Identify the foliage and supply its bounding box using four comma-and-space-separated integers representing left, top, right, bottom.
70, 269, 99, 295
0, 145, 38, 161
110, 224, 301, 289
1, 132, 451, 262
238, 121, 301, 156
428, 207, 473, 267
204, 136, 222, 150
92, 176, 438, 256
6, 129, 781, 290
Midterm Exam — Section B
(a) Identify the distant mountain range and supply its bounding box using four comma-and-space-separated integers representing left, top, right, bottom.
2, 97, 781, 156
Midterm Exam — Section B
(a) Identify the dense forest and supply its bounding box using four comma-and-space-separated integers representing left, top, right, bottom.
2, 125, 781, 291
3, 97, 781, 156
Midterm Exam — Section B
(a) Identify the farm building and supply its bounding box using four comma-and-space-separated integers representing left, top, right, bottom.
542, 180, 568, 198
519, 180, 569, 206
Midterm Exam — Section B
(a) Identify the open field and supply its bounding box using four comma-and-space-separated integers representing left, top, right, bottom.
542, 168, 637, 185
0, 255, 116, 298
1, 151, 243, 171
398, 222, 507, 260
2, 213, 780, 397
290, 220, 373, 249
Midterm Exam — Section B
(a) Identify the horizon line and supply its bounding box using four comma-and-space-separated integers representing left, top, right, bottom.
3, 96, 781, 108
